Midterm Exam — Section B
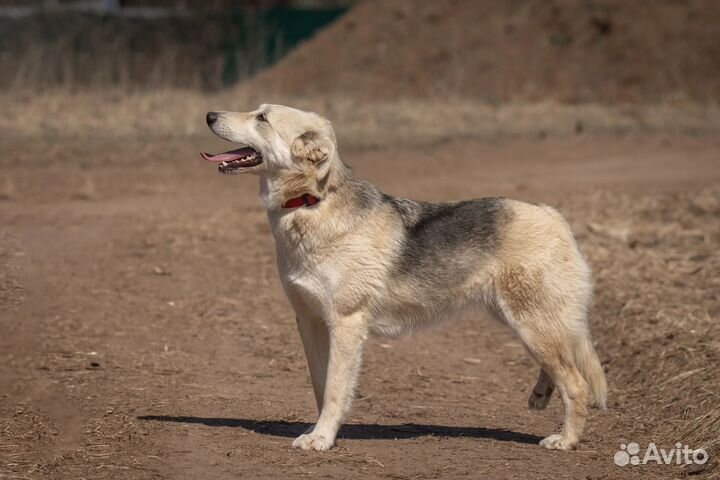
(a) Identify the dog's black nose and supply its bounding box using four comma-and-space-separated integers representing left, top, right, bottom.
206, 112, 219, 126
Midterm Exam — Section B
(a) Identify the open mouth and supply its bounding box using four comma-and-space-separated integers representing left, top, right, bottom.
200, 146, 263, 174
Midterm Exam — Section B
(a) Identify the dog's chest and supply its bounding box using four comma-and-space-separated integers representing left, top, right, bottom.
279, 256, 341, 315
276, 239, 391, 319
270, 213, 397, 318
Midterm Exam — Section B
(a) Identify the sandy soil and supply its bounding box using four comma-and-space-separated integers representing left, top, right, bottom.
1, 134, 719, 479
248, 0, 720, 103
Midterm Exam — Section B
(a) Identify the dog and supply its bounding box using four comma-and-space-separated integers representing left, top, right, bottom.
201, 104, 607, 452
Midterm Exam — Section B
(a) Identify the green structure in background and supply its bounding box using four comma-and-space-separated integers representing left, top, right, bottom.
221, 8, 347, 87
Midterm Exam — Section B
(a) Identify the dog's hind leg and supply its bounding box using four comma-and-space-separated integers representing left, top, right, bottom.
528, 368, 554, 410
495, 264, 592, 450
534, 346, 588, 450
292, 311, 368, 451
514, 320, 589, 450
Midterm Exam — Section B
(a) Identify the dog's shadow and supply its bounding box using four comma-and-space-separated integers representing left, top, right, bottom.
138, 415, 542, 445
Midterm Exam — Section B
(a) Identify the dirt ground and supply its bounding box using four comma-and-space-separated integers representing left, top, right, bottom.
1, 133, 719, 479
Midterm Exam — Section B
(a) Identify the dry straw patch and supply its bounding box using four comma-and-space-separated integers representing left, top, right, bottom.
564, 187, 720, 476
2, 90, 720, 146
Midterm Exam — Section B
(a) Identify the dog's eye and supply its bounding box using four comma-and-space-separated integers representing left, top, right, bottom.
256, 113, 268, 123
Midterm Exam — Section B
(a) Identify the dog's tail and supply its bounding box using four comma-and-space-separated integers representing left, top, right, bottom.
573, 333, 607, 409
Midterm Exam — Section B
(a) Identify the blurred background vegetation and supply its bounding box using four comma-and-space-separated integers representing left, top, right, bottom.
1, 0, 718, 141
0, 0, 353, 91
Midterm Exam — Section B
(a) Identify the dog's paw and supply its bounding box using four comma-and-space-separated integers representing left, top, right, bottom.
528, 390, 551, 410
539, 433, 578, 451
292, 433, 334, 451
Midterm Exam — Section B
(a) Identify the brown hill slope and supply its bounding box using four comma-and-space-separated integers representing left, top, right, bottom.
244, 0, 720, 103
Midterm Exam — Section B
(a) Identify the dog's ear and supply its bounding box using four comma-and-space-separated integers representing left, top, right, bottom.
291, 130, 334, 165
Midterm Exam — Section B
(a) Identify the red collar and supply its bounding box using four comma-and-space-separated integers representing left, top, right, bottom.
281, 193, 320, 209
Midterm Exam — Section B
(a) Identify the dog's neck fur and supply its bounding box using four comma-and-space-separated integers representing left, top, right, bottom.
262, 153, 384, 253
261, 152, 368, 210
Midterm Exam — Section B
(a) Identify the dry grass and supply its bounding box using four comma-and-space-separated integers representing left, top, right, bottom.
563, 187, 720, 477
0, 13, 275, 92
2, 90, 720, 147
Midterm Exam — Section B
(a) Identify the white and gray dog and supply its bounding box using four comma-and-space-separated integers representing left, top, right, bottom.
201, 104, 607, 452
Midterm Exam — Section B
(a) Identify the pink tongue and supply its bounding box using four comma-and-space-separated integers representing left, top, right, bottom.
200, 147, 255, 163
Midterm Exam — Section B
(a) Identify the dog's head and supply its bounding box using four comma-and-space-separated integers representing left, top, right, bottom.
202, 104, 337, 178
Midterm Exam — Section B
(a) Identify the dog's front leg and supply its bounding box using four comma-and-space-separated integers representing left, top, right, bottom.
292, 311, 368, 451
296, 316, 329, 413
